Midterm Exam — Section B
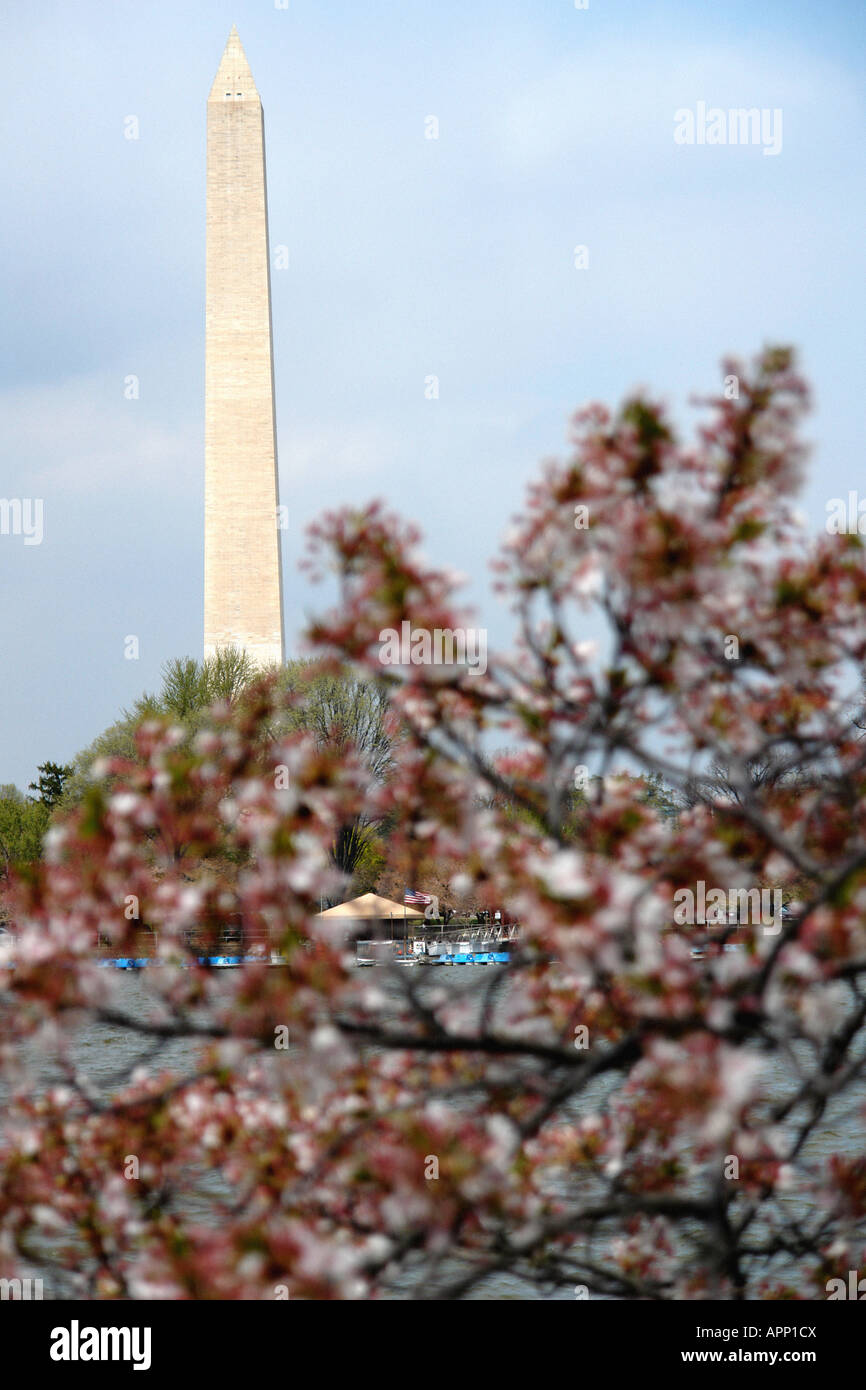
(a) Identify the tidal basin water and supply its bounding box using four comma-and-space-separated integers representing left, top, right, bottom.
3, 968, 863, 1301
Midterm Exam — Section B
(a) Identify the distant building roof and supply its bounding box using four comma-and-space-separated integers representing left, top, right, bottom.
315, 892, 425, 920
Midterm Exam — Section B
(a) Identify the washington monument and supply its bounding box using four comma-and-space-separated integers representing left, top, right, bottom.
204, 27, 285, 667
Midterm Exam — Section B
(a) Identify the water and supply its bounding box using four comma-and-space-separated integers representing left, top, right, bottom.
1, 967, 863, 1300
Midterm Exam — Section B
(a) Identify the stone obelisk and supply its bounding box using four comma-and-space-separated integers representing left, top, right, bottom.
204, 26, 285, 667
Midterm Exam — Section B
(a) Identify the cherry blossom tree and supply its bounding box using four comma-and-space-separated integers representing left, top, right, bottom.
2, 346, 865, 1300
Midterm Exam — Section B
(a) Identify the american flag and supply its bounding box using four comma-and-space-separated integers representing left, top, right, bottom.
404, 889, 433, 908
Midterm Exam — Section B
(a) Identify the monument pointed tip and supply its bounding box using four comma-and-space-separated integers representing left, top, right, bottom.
209, 25, 259, 102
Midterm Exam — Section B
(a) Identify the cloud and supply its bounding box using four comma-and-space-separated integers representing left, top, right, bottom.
486, 40, 861, 182
0, 372, 199, 497
282, 420, 401, 486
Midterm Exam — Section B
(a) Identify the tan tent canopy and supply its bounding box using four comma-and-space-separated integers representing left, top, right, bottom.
315, 892, 424, 920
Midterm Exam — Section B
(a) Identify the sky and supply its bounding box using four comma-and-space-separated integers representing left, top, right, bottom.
1, 0, 865, 789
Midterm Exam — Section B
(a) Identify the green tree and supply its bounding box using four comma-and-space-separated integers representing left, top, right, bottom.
0, 785, 49, 882
157, 656, 209, 719
28, 760, 74, 810
60, 654, 397, 888
275, 662, 395, 881
60, 711, 152, 807
638, 770, 680, 821
60, 647, 263, 806
157, 647, 263, 716
277, 663, 394, 781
